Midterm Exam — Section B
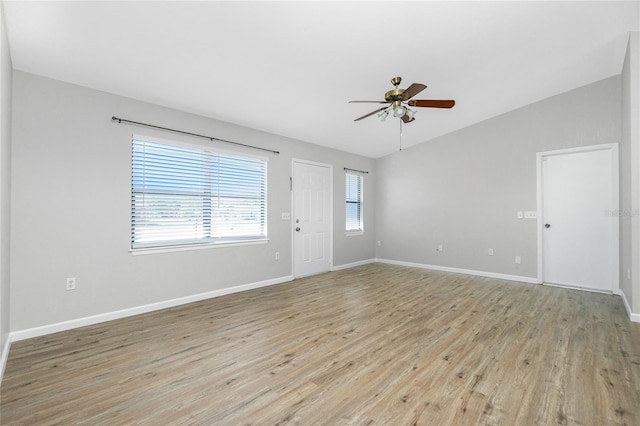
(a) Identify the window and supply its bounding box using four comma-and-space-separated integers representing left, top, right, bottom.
345, 172, 363, 233
131, 136, 267, 250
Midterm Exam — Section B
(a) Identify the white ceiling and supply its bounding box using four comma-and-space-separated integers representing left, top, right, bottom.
3, 1, 639, 158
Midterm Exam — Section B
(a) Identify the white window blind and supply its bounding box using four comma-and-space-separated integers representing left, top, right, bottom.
345, 172, 363, 232
131, 137, 267, 250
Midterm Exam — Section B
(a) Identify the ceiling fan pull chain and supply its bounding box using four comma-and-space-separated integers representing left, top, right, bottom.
399, 118, 403, 151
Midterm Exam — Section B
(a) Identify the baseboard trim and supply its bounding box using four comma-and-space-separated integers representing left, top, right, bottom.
0, 335, 11, 384
619, 290, 640, 323
375, 258, 539, 284
331, 258, 376, 271
11, 274, 294, 342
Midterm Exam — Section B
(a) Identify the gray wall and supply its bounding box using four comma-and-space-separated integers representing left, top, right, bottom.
10, 71, 375, 332
0, 2, 12, 360
621, 32, 640, 314
375, 76, 621, 280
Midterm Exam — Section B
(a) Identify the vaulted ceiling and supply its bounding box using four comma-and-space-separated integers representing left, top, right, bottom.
3, 1, 639, 158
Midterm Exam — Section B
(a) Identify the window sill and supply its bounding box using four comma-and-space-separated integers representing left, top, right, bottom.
130, 238, 269, 256
345, 231, 364, 237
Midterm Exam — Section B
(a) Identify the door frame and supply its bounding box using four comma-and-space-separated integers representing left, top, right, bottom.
291, 158, 333, 278
536, 143, 619, 290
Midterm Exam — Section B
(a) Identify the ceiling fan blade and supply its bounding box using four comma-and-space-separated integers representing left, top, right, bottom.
401, 115, 415, 124
354, 106, 388, 122
401, 83, 427, 100
349, 100, 389, 104
408, 99, 455, 108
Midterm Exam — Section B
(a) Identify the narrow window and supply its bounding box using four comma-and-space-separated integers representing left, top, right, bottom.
131, 136, 267, 250
345, 172, 363, 233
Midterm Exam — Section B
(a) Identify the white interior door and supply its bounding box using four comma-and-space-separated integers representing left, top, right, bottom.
540, 145, 618, 292
293, 160, 332, 278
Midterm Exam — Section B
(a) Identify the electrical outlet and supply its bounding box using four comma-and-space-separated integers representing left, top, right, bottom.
275, 252, 280, 260
488, 248, 494, 256
437, 244, 443, 252
66, 277, 76, 291
515, 256, 521, 264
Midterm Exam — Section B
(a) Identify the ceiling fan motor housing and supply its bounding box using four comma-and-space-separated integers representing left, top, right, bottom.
385, 88, 405, 102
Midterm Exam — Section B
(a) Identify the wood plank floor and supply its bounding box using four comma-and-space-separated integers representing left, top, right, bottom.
2, 263, 640, 425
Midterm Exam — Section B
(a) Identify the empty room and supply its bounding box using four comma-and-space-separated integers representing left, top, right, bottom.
0, 1, 639, 424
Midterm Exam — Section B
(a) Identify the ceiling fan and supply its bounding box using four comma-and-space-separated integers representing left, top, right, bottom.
350, 76, 455, 123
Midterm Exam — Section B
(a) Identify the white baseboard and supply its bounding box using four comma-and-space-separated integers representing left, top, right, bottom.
0, 335, 11, 384
375, 258, 539, 284
331, 258, 376, 271
11, 274, 294, 342
619, 290, 640, 323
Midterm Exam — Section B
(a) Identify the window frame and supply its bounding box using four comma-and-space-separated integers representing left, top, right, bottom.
345, 171, 364, 235
130, 134, 268, 254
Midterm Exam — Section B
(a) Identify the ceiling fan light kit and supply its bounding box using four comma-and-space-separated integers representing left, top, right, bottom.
393, 103, 406, 118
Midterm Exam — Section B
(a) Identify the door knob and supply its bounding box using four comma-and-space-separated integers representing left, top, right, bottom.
545, 224, 551, 229
296, 227, 301, 232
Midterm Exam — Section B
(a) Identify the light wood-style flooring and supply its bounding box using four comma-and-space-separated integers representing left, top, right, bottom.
2, 264, 640, 425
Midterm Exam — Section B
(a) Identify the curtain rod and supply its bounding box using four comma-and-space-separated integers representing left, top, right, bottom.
111, 116, 280, 155
344, 167, 369, 174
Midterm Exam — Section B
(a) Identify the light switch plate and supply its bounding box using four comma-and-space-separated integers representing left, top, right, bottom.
524, 211, 537, 219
